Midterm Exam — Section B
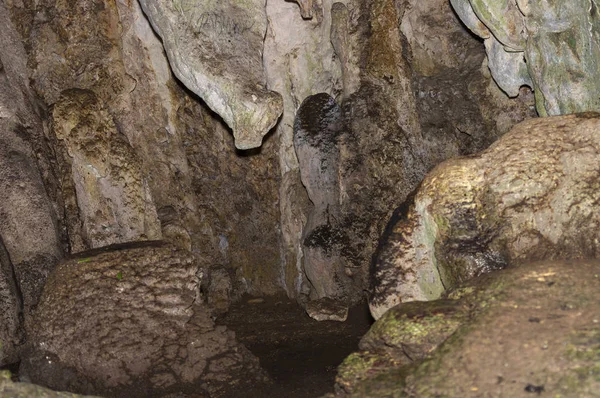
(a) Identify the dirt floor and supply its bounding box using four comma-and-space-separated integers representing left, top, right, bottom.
217, 295, 373, 398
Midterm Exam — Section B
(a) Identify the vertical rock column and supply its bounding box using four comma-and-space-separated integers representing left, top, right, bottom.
294, 93, 348, 300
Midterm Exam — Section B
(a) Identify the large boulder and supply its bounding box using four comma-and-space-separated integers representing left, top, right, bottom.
371, 113, 600, 319
21, 242, 268, 397
334, 260, 600, 397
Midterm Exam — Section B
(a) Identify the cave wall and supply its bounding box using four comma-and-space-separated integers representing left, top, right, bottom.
0, 0, 535, 329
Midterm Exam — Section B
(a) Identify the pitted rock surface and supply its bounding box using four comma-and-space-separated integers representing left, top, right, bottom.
138, 0, 283, 149
52, 89, 161, 250
0, 371, 101, 398
334, 260, 600, 397
371, 113, 600, 319
22, 242, 267, 397
0, 236, 22, 367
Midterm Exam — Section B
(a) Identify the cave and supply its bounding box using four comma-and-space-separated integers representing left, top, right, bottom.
1, 0, 600, 396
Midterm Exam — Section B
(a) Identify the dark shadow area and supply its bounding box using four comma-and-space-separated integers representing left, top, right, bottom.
218, 295, 373, 398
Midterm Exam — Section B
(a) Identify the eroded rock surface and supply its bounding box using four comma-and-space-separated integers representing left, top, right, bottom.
52, 89, 161, 249
334, 260, 600, 397
451, 0, 600, 115
371, 113, 600, 319
138, 0, 283, 149
0, 371, 100, 398
0, 1, 61, 327
22, 242, 268, 397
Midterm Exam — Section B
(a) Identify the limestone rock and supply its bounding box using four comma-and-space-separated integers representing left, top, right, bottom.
371, 113, 600, 319
305, 297, 349, 322
335, 260, 600, 397
0, 1, 61, 317
294, 93, 347, 300
451, 0, 600, 115
52, 89, 161, 250
0, 236, 22, 367
22, 242, 268, 397
138, 0, 283, 149
18, 0, 283, 297
0, 371, 101, 398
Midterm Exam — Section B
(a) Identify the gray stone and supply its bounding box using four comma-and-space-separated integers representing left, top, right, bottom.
370, 113, 600, 319
22, 242, 268, 397
305, 297, 349, 322
451, 0, 600, 115
138, 0, 283, 149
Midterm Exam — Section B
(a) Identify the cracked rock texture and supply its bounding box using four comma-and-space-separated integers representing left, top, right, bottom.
22, 242, 268, 397
52, 89, 161, 249
138, 0, 283, 149
451, 0, 600, 116
371, 113, 600, 319
333, 260, 600, 397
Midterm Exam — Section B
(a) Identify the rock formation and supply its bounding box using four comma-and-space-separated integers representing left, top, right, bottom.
22, 242, 268, 397
451, 0, 600, 116
333, 260, 600, 397
52, 89, 162, 249
371, 113, 600, 319
138, 0, 283, 149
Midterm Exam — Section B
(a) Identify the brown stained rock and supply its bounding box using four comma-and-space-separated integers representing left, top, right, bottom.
51, 89, 161, 250
371, 114, 600, 319
0, 1, 61, 331
335, 260, 600, 397
22, 242, 268, 397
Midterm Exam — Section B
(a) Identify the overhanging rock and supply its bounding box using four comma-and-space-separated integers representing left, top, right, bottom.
139, 0, 283, 149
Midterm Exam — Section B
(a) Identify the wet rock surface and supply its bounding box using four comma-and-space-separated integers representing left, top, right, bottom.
371, 113, 600, 319
22, 242, 268, 397
332, 260, 600, 397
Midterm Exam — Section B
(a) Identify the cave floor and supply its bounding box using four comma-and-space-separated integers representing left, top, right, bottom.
217, 295, 373, 398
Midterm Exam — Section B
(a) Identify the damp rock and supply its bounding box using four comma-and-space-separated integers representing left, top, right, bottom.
21, 242, 268, 397
0, 236, 22, 367
306, 297, 349, 322
371, 113, 600, 319
138, 0, 283, 149
335, 260, 600, 397
294, 93, 348, 301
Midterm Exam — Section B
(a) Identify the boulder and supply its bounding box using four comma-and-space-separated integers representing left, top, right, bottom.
0, 236, 22, 367
335, 260, 600, 397
371, 113, 600, 319
22, 242, 268, 397
0, 371, 101, 398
